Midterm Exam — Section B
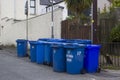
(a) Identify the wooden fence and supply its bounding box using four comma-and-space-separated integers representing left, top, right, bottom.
61, 20, 91, 39
61, 18, 116, 43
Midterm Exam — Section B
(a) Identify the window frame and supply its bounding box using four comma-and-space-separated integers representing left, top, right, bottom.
30, 0, 36, 15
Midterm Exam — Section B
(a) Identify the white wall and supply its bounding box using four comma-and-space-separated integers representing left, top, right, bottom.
15, 0, 26, 20
59, 2, 68, 20
1, 0, 14, 19
1, 8, 63, 46
1, 0, 28, 20
1, 0, 41, 20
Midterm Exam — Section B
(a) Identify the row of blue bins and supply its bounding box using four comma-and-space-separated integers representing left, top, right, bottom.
16, 38, 101, 74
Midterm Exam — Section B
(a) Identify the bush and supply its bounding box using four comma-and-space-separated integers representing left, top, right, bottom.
110, 24, 120, 42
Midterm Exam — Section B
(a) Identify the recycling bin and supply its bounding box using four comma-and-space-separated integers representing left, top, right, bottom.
35, 41, 45, 64
64, 43, 86, 74
84, 44, 101, 73
44, 42, 54, 65
52, 43, 66, 72
16, 39, 28, 57
29, 41, 37, 62
44, 39, 66, 65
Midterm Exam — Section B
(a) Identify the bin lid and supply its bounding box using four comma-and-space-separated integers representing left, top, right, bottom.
37, 41, 48, 44
29, 41, 47, 45
29, 41, 38, 44
65, 39, 92, 44
86, 44, 101, 49
42, 41, 54, 44
51, 42, 64, 47
65, 39, 77, 43
38, 38, 66, 42
77, 44, 86, 47
47, 38, 65, 42
16, 39, 28, 42
64, 43, 85, 48
78, 40, 92, 44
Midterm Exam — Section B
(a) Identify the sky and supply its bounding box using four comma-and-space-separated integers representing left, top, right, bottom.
97, 0, 110, 11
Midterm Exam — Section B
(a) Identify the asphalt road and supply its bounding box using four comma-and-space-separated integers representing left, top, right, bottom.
0, 47, 120, 80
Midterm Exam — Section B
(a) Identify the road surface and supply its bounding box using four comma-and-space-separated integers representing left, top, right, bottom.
0, 47, 120, 80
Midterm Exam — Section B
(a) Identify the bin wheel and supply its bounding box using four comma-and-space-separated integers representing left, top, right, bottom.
26, 53, 30, 59
43, 62, 47, 65
25, 53, 29, 57
97, 67, 101, 73
48, 63, 53, 66
28, 55, 31, 59
81, 69, 86, 74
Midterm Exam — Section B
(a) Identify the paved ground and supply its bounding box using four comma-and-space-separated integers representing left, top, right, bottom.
0, 47, 120, 80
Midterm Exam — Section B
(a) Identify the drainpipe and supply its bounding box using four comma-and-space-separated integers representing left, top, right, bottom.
51, 0, 54, 38
0, 0, 2, 45
26, 0, 28, 41
26, 0, 29, 56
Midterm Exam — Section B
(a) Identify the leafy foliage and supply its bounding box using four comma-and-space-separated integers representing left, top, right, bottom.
66, 15, 75, 20
112, 0, 120, 7
106, 0, 120, 14
110, 24, 120, 42
64, 0, 92, 16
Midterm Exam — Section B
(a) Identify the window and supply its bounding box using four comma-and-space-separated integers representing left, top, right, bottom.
30, 0, 36, 15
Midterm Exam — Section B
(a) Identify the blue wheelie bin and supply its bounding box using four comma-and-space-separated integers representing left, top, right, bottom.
84, 44, 101, 73
44, 39, 66, 66
44, 42, 53, 65
36, 41, 45, 64
64, 43, 86, 74
51, 43, 66, 72
16, 39, 28, 57
29, 41, 38, 62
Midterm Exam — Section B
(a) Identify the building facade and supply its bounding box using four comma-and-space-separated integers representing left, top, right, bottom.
0, 0, 110, 45
0, 0, 67, 20
0, 0, 110, 20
